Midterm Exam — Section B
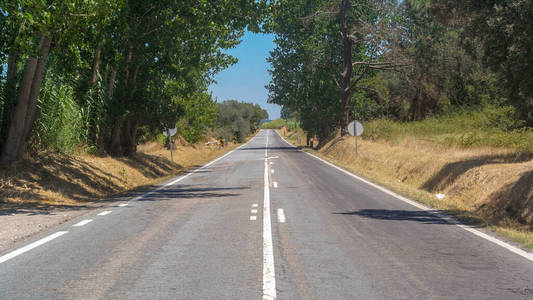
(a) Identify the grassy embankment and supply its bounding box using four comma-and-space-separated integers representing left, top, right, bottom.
0, 136, 241, 211
278, 106, 533, 249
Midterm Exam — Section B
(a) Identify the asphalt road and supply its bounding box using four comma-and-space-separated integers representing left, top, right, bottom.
0, 129, 532, 299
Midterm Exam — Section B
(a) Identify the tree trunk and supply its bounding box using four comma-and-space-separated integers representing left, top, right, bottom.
18, 36, 52, 159
0, 52, 19, 150
90, 43, 102, 86
122, 118, 138, 156
0, 53, 40, 164
97, 68, 117, 156
109, 121, 122, 156
340, 0, 353, 136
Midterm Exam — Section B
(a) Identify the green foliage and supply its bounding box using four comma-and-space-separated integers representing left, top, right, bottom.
0, 0, 266, 159
434, 0, 533, 126
364, 105, 533, 152
176, 92, 218, 144
216, 100, 268, 142
261, 118, 300, 131
35, 76, 88, 153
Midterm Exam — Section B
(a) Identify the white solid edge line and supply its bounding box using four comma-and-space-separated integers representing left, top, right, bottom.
97, 211, 112, 216
73, 219, 93, 227
0, 231, 68, 264
274, 131, 533, 262
277, 208, 286, 223
263, 131, 276, 300
250, 216, 257, 221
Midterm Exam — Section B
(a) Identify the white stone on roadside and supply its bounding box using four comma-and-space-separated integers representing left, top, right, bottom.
435, 193, 445, 200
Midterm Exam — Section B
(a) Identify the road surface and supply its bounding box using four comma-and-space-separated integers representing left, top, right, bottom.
1, 130, 532, 299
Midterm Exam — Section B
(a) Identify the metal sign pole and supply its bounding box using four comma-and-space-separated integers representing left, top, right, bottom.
168, 128, 173, 162
354, 122, 358, 159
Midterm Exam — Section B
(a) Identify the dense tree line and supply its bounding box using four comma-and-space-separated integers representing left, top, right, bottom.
266, 0, 533, 146
0, 0, 264, 165
215, 100, 268, 142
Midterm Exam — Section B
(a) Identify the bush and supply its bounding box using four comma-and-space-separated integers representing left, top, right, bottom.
34, 76, 88, 153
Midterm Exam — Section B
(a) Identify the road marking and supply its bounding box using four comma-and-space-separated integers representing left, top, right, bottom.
0, 134, 264, 265
250, 216, 257, 221
271, 169, 274, 173
127, 133, 259, 203
0, 231, 68, 264
277, 208, 286, 223
251, 209, 258, 214
275, 131, 533, 262
73, 219, 93, 227
97, 211, 112, 216
252, 204, 258, 208
273, 182, 278, 188
263, 131, 276, 300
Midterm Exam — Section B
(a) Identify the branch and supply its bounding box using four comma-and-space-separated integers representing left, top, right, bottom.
347, 66, 369, 92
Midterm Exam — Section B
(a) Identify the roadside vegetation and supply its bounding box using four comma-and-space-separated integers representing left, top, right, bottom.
0, 1, 265, 164
279, 125, 533, 249
264, 0, 533, 245
0, 137, 242, 209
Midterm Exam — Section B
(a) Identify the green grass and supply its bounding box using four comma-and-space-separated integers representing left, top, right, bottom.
364, 105, 533, 152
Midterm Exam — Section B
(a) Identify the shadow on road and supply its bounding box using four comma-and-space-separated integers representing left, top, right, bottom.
136, 186, 250, 201
238, 146, 300, 151
333, 209, 452, 225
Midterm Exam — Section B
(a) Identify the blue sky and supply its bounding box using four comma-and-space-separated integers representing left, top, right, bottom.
208, 31, 279, 120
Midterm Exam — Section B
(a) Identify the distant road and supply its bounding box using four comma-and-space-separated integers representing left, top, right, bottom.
0, 130, 531, 299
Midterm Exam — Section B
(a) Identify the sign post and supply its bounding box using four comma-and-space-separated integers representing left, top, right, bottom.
162, 126, 178, 162
347, 120, 364, 158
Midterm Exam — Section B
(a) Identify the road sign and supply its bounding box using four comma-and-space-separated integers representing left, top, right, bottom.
347, 121, 364, 159
347, 121, 363, 137
162, 126, 177, 137
162, 126, 177, 162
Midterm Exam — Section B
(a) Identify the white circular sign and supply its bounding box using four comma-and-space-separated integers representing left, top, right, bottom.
163, 126, 177, 137
347, 121, 363, 137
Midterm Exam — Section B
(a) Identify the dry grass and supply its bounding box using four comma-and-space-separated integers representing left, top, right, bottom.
0, 138, 240, 209
281, 128, 533, 249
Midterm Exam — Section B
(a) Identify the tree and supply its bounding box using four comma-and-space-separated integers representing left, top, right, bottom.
433, 0, 533, 126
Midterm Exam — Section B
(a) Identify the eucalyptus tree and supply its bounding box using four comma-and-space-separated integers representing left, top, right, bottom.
0, 0, 107, 165
267, 0, 407, 142
101, 0, 263, 156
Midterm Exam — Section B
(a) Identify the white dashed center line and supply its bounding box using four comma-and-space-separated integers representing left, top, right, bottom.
97, 211, 112, 216
270, 169, 274, 173
252, 204, 258, 208
73, 219, 93, 227
118, 203, 128, 207
250, 216, 257, 221
251, 209, 258, 214
277, 208, 286, 223
273, 182, 278, 188
0, 231, 68, 264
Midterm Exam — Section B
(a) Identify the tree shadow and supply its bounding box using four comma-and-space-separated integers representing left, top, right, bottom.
480, 169, 533, 227
136, 186, 249, 201
238, 146, 300, 151
421, 153, 531, 192
115, 153, 182, 179
0, 152, 186, 215
0, 201, 93, 216
334, 209, 452, 225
